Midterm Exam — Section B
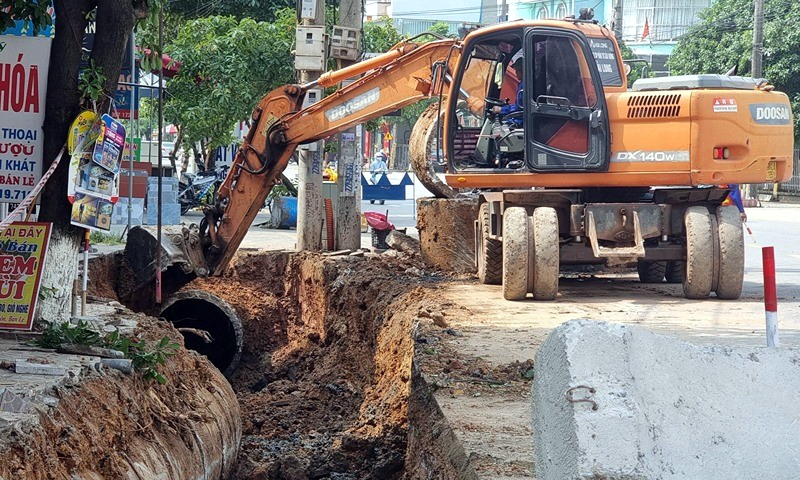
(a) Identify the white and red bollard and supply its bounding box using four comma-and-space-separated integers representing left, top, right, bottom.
762, 246, 779, 347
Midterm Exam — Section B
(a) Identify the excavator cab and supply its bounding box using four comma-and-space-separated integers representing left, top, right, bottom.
446, 25, 611, 173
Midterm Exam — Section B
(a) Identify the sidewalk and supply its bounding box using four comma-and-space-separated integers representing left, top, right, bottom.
94, 209, 417, 257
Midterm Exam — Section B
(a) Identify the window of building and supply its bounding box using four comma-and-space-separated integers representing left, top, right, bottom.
555, 1, 568, 18
536, 4, 549, 19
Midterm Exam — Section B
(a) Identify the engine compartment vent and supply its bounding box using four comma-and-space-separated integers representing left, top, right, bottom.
627, 94, 682, 118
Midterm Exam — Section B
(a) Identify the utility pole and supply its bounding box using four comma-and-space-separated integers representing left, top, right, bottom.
752, 0, 764, 78
334, 0, 364, 251
612, 0, 624, 40
747, 0, 765, 201
296, 0, 327, 251
499, 0, 508, 22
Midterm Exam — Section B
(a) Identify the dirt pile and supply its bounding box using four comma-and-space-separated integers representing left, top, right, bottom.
176, 250, 454, 479
417, 197, 479, 274
82, 245, 482, 478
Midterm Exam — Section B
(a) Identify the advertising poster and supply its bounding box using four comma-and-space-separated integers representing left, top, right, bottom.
70, 192, 113, 232
0, 35, 52, 203
0, 222, 51, 330
68, 112, 124, 218
91, 114, 126, 174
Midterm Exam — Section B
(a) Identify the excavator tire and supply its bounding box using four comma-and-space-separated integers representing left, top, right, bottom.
636, 261, 666, 283
665, 261, 684, 283
409, 103, 458, 199
477, 202, 502, 285
502, 207, 530, 301
683, 207, 714, 299
714, 206, 744, 299
531, 207, 559, 300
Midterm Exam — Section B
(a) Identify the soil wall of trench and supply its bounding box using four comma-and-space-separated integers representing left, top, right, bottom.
0, 314, 241, 480
68, 249, 477, 479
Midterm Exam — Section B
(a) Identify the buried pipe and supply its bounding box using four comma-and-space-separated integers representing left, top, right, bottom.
160, 290, 243, 376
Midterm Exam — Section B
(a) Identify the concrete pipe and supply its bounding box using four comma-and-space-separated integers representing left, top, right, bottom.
160, 290, 243, 377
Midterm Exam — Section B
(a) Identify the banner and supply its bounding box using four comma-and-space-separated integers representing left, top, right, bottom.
0, 222, 51, 330
0, 35, 52, 203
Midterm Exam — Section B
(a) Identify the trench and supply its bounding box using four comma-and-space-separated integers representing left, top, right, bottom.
110, 249, 475, 479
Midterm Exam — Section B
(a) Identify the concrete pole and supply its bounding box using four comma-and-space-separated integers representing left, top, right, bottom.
751, 0, 764, 78
613, 0, 624, 40
746, 0, 765, 200
335, 0, 364, 251
296, 1, 326, 251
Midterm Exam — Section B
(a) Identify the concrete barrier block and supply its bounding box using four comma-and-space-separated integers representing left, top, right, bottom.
532, 319, 800, 480
14, 359, 67, 377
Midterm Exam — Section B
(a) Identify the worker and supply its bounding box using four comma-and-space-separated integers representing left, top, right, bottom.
722, 184, 747, 222
493, 50, 524, 127
369, 150, 388, 184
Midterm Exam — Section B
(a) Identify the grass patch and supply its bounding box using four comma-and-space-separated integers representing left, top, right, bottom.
89, 231, 124, 245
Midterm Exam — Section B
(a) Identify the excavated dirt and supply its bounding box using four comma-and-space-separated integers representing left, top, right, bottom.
188, 251, 466, 479
83, 246, 485, 479
72, 219, 555, 480
417, 197, 480, 274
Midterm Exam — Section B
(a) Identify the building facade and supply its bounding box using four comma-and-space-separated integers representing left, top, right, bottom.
621, 0, 712, 75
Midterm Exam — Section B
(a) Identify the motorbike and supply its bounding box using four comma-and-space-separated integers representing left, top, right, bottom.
178, 165, 229, 215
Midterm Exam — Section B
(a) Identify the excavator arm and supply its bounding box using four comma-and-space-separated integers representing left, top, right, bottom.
140, 39, 461, 279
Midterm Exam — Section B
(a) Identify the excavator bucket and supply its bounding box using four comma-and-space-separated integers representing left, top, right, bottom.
123, 225, 209, 295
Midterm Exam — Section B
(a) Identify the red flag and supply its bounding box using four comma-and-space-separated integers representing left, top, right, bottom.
641, 17, 650, 40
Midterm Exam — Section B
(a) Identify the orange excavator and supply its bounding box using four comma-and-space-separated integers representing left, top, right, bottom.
128, 15, 793, 302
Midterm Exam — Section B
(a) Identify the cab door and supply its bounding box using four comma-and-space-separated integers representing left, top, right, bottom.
523, 28, 610, 172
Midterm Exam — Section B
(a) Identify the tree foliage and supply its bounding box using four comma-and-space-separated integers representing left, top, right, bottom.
0, 0, 53, 35
362, 17, 403, 54
361, 19, 454, 133
166, 0, 292, 22
164, 11, 295, 154
668, 0, 800, 138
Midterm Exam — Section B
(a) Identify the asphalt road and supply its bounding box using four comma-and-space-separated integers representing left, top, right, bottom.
740, 204, 800, 300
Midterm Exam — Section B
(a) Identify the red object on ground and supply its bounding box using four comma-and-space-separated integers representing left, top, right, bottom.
364, 211, 394, 231
762, 246, 779, 347
763, 247, 777, 312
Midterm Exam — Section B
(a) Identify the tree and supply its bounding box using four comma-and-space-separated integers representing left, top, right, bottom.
164, 11, 296, 165
668, 0, 800, 139
165, 0, 292, 22
5, 1, 150, 322
362, 17, 403, 55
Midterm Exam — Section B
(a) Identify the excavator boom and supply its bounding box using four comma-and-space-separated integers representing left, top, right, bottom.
124, 38, 461, 285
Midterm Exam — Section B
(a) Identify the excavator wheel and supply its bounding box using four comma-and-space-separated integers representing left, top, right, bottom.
502, 207, 530, 301
636, 261, 666, 283
530, 207, 559, 300
665, 261, 684, 283
714, 206, 745, 299
683, 207, 714, 299
477, 202, 502, 285
409, 103, 458, 199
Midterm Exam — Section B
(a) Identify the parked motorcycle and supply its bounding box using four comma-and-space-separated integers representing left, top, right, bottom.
178, 165, 228, 215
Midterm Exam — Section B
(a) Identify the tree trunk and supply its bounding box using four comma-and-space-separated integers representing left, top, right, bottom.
207, 146, 218, 170
37, 1, 148, 324
169, 126, 184, 172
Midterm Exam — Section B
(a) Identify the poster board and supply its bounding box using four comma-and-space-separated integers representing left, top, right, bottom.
0, 222, 51, 330
0, 35, 52, 203
67, 113, 125, 231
